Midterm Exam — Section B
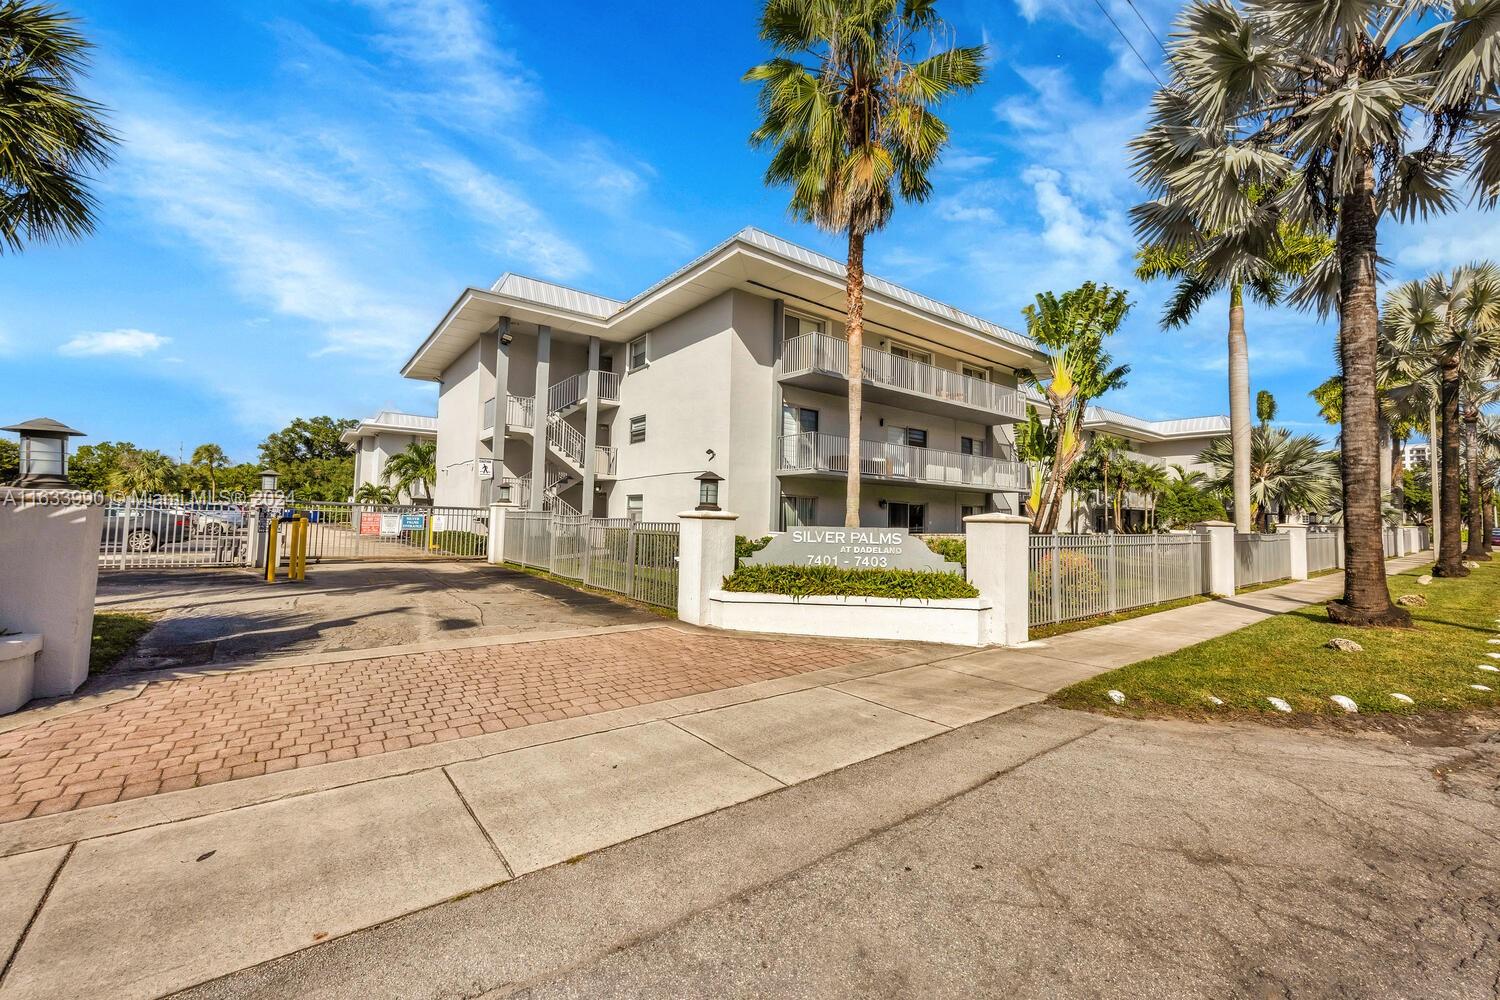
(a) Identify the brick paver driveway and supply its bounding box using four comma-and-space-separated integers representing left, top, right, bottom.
0, 627, 881, 823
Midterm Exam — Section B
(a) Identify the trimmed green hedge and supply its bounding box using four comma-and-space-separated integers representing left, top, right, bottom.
721, 564, 979, 600
735, 534, 772, 567
924, 536, 966, 568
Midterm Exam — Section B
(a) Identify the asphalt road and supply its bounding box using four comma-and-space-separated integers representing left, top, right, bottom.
175, 705, 1500, 1000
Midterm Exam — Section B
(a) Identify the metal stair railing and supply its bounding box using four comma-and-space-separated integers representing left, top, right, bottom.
546, 413, 588, 469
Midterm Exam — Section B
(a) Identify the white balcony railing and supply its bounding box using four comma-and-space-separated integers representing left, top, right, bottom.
507, 395, 535, 429
780, 332, 1023, 420
777, 432, 1028, 492
547, 370, 622, 414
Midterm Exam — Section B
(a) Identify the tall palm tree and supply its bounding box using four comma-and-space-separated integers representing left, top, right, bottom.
745, 0, 983, 526
1463, 376, 1500, 561
1134, 460, 1173, 531
1015, 284, 1131, 533
1199, 426, 1339, 530
353, 482, 396, 505
382, 441, 436, 504
1135, 206, 1329, 535
190, 443, 227, 495
1382, 264, 1500, 575
1131, 0, 1500, 626
1, 1, 117, 253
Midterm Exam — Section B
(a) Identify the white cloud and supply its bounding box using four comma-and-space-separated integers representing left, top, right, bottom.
59, 329, 171, 357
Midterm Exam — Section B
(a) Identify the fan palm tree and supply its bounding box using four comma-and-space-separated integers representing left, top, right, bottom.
1135, 204, 1329, 535
1463, 376, 1500, 561
1382, 264, 1500, 575
1199, 426, 1339, 530
382, 441, 436, 504
1015, 283, 1131, 533
190, 443, 227, 496
1, 1, 117, 253
745, 0, 983, 526
1130, 1, 1500, 625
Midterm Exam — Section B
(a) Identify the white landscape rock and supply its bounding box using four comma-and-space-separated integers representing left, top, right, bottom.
1324, 637, 1364, 653
1480, 665, 1500, 673
1389, 693, 1414, 705
1206, 695, 1224, 706
1330, 695, 1358, 714
1488, 638, 1500, 644
1266, 697, 1293, 713
1471, 684, 1493, 692
1106, 690, 1126, 705
1395, 594, 1428, 608
1488, 653, 1500, 660
1417, 575, 1433, 586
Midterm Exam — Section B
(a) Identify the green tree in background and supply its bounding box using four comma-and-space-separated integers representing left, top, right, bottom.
745, 0, 984, 526
258, 416, 356, 501
0, 437, 17, 482
190, 443, 227, 494
382, 440, 436, 503
1, 0, 118, 253
1255, 390, 1276, 430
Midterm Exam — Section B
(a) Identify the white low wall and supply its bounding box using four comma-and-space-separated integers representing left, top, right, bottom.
707, 590, 993, 646
0, 502, 103, 698
0, 633, 41, 714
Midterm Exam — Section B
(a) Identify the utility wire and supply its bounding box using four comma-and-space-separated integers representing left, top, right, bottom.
1089, 0, 1164, 87
1123, 0, 1169, 54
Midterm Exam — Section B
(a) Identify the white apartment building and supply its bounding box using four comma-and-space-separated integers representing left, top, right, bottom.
1067, 406, 1230, 531
341, 410, 438, 502
400, 228, 1227, 535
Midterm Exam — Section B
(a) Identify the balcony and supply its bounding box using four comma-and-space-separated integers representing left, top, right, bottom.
506, 394, 535, 430
548, 370, 621, 415
777, 432, 1028, 492
779, 332, 1024, 423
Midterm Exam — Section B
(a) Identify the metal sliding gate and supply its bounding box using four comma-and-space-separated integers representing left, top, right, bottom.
505, 512, 680, 609
293, 502, 490, 562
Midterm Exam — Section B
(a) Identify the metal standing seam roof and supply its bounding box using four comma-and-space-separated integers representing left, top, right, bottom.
489, 227, 1040, 355
345, 411, 438, 437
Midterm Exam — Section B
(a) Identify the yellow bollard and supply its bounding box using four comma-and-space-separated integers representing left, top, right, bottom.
426, 514, 435, 552
265, 514, 280, 583
296, 516, 310, 580
289, 518, 301, 581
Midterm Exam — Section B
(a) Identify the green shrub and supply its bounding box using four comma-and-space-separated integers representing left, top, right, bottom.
924, 536, 966, 568
722, 564, 978, 600
1029, 548, 1104, 607
735, 534, 772, 568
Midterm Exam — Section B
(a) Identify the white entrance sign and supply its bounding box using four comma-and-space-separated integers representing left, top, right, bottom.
743, 527, 961, 574
477, 459, 494, 480
379, 513, 402, 536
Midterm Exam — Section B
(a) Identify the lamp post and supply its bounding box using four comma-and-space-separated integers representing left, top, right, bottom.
1, 418, 85, 488
695, 470, 722, 512
258, 469, 280, 493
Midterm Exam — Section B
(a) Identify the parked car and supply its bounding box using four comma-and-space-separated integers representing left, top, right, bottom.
1492, 526, 1500, 546
101, 505, 195, 553
187, 502, 246, 534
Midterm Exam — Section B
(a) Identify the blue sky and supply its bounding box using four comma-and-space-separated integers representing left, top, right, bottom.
4, 0, 1482, 462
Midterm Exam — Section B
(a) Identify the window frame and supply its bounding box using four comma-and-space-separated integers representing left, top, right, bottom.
626, 494, 644, 520
780, 494, 817, 531
627, 335, 649, 372
888, 341, 934, 366
960, 363, 989, 381
781, 310, 826, 342
629, 414, 646, 444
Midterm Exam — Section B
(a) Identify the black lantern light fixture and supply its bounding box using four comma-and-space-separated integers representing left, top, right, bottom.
2, 418, 85, 488
694, 470, 723, 511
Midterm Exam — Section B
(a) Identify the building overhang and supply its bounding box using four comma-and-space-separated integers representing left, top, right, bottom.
400, 229, 1051, 382
340, 412, 439, 445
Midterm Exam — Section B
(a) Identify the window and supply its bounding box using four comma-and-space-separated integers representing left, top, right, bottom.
628, 335, 648, 371
960, 436, 988, 457
626, 495, 643, 520
782, 312, 825, 341
782, 403, 818, 434
780, 495, 817, 530
629, 415, 646, 444
961, 364, 989, 381
886, 502, 926, 532
960, 504, 982, 521
889, 426, 927, 448
889, 342, 933, 365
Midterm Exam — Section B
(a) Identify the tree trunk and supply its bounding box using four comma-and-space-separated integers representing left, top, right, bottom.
1463, 407, 1489, 560
1389, 426, 1405, 522
1227, 286, 1252, 533
1484, 493, 1495, 555
1328, 157, 1409, 625
1430, 404, 1442, 554
844, 229, 865, 528
1433, 356, 1466, 576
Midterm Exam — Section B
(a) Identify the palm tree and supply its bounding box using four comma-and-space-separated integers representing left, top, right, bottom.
1199, 426, 1339, 531
1255, 390, 1276, 431
353, 482, 396, 505
745, 0, 983, 526
1463, 376, 1500, 562
190, 443, 227, 496
1382, 264, 1500, 575
109, 449, 174, 496
1130, 1, 1500, 625
1135, 207, 1329, 536
382, 441, 436, 504
1, 1, 117, 253
1015, 404, 1055, 523
1015, 283, 1131, 533
1134, 460, 1173, 531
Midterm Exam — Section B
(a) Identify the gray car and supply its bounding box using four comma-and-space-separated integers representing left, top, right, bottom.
100, 505, 196, 553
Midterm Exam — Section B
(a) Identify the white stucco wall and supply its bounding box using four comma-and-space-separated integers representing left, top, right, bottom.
0, 502, 103, 698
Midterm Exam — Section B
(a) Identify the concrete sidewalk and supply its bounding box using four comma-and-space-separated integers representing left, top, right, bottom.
0, 555, 1433, 1000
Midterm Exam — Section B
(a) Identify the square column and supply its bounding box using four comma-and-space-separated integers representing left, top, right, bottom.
963, 513, 1030, 646
1279, 522, 1308, 580
677, 510, 739, 626
486, 502, 511, 564
530, 325, 551, 511
1195, 520, 1235, 597
582, 336, 601, 517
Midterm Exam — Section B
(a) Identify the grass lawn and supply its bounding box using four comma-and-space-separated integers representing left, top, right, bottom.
1030, 595, 1211, 639
1050, 558, 1500, 719
89, 612, 156, 674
